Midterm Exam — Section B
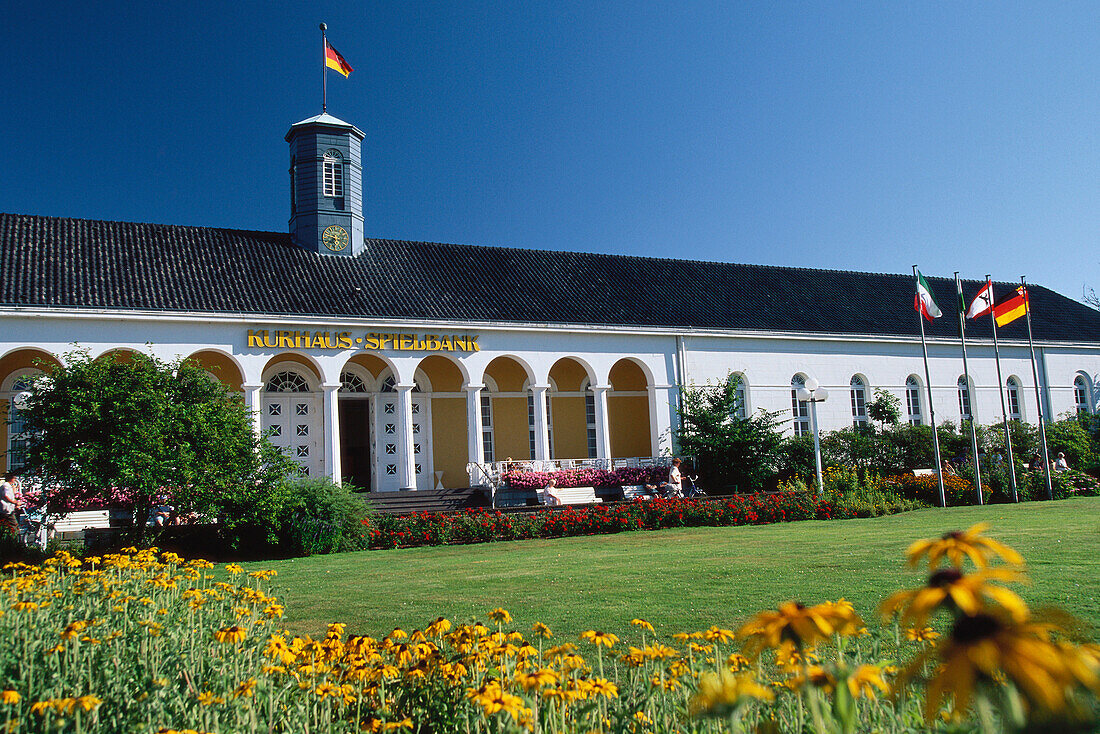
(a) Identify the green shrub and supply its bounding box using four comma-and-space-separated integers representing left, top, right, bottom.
280, 477, 368, 555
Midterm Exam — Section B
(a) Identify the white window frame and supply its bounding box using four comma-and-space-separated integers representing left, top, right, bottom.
732, 372, 748, 419
581, 379, 598, 458
1007, 377, 1022, 421
905, 375, 922, 426
323, 149, 344, 198
4, 370, 41, 473
957, 375, 972, 421
850, 375, 868, 428
481, 376, 498, 464
1074, 374, 1092, 415
791, 375, 810, 437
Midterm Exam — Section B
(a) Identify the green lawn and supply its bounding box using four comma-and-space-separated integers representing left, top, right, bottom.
247, 497, 1100, 641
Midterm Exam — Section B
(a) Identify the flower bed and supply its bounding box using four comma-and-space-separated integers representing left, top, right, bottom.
360, 493, 854, 550
502, 466, 669, 490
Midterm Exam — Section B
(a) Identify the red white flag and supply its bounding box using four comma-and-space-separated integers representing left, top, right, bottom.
966, 280, 994, 319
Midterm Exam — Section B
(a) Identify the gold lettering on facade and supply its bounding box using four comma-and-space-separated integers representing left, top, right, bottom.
245, 328, 479, 352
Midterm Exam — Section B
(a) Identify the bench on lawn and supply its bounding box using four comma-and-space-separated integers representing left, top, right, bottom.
912, 468, 934, 476
536, 486, 603, 506
621, 485, 653, 500
50, 510, 113, 540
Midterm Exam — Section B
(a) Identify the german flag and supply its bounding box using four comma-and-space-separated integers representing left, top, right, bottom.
993, 286, 1028, 327
325, 41, 353, 77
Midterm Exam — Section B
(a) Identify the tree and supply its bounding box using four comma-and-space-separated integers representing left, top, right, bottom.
675, 373, 785, 492
20, 350, 297, 544
866, 388, 901, 429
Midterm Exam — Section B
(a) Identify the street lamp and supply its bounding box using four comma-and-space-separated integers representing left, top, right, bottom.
796, 378, 829, 496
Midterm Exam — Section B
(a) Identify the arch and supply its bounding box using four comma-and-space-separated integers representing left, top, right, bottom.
339, 363, 374, 393
482, 357, 533, 461
547, 358, 596, 459
957, 375, 973, 421
96, 347, 141, 364
548, 357, 595, 393
607, 357, 655, 390
0, 349, 61, 475
608, 358, 652, 458
417, 354, 467, 392
849, 374, 869, 427
1074, 372, 1093, 415
261, 352, 322, 383
378, 370, 428, 393
183, 349, 244, 392
1006, 375, 1024, 420
482, 355, 535, 392
344, 353, 392, 380
0, 348, 59, 385
905, 375, 923, 426
791, 374, 810, 437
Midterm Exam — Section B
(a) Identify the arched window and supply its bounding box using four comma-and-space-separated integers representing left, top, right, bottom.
732, 373, 748, 419
850, 375, 868, 428
957, 376, 972, 421
265, 370, 311, 393
905, 376, 922, 426
5, 373, 38, 472
480, 377, 496, 464
1007, 377, 1022, 421
791, 375, 810, 437
323, 149, 343, 197
1074, 374, 1092, 415
340, 371, 369, 393
380, 375, 422, 393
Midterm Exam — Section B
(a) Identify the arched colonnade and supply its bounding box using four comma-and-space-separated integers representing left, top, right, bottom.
0, 347, 672, 491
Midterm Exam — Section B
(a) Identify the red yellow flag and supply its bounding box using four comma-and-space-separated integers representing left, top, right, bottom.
325, 41, 353, 77
992, 286, 1028, 327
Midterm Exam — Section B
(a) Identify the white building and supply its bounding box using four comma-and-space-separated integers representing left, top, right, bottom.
2, 112, 1098, 490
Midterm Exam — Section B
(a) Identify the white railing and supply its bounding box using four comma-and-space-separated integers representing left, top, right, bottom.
466, 456, 681, 506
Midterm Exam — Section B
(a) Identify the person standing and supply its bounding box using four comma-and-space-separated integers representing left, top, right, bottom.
0, 473, 18, 536
667, 458, 683, 497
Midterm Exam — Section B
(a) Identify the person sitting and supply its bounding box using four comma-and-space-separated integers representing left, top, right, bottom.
543, 478, 563, 506
1054, 452, 1070, 472
940, 459, 957, 477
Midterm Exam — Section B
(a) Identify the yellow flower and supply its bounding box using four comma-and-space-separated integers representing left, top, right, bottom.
905, 627, 941, 644
214, 624, 247, 644
900, 611, 1099, 721
880, 567, 1028, 628
845, 664, 889, 700
726, 653, 751, 672
426, 616, 452, 636
690, 670, 774, 718
514, 668, 558, 690
739, 600, 863, 657
587, 677, 619, 699
75, 695, 101, 711
703, 626, 736, 644
631, 618, 655, 633
580, 630, 619, 648
232, 678, 258, 699
0, 690, 19, 705
487, 608, 512, 624
224, 563, 244, 575
906, 522, 1024, 570
60, 620, 88, 640
530, 621, 553, 639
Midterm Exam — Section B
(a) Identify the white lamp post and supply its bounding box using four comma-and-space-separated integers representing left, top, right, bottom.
796, 378, 829, 496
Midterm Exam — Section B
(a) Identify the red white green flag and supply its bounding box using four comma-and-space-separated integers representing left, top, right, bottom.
914, 270, 942, 321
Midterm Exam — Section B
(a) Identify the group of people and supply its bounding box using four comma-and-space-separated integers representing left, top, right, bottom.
940, 451, 1070, 477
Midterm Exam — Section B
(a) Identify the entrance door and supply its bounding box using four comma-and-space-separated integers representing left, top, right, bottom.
339, 399, 373, 490
375, 393, 433, 491
262, 394, 322, 477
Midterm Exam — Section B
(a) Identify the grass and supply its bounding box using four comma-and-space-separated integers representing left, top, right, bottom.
247, 497, 1100, 641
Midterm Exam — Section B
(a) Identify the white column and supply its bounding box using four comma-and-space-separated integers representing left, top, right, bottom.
648, 384, 673, 457
591, 384, 613, 464
530, 384, 551, 462
242, 383, 263, 439
321, 383, 342, 484
465, 384, 485, 483
395, 384, 417, 490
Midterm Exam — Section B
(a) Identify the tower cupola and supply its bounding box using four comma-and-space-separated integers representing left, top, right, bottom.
285, 113, 365, 256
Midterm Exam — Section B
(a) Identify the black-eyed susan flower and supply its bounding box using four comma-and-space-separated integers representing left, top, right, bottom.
689, 670, 774, 718
213, 624, 247, 644
631, 618, 655, 633
232, 678, 257, 699
907, 522, 1024, 570
580, 630, 619, 648
487, 608, 512, 624
905, 627, 941, 644
0, 690, 19, 704
530, 621, 553, 639
845, 664, 889, 700
739, 600, 863, 657
880, 567, 1028, 628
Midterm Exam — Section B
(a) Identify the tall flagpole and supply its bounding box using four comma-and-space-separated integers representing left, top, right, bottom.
915, 266, 947, 507
987, 275, 1019, 502
1021, 276, 1053, 500
320, 22, 328, 113
955, 273, 983, 504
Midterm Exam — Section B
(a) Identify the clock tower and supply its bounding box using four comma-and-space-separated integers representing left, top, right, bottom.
286, 113, 365, 256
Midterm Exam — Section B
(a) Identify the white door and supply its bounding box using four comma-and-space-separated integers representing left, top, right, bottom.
375, 394, 433, 491
262, 395, 322, 477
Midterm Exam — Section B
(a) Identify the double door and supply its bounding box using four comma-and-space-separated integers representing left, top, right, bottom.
262, 395, 322, 477
375, 393, 433, 491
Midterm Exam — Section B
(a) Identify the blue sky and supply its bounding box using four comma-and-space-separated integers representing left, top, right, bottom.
3, 1, 1099, 304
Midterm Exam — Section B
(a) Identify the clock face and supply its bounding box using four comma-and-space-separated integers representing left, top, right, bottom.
322, 225, 349, 252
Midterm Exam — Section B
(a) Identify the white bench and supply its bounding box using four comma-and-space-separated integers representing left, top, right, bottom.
50, 510, 112, 540
621, 485, 653, 500
912, 469, 934, 476
537, 486, 603, 506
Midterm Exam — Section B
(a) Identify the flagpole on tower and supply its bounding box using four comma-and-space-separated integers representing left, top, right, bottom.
915, 265, 947, 507
320, 22, 328, 113
986, 275, 1019, 502
1021, 276, 1053, 500
955, 273, 983, 504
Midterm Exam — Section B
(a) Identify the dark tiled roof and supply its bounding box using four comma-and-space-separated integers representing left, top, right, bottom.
1, 212, 1098, 343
